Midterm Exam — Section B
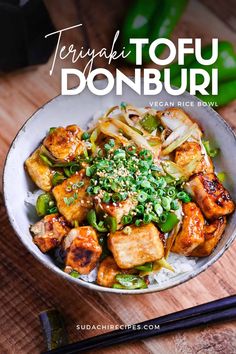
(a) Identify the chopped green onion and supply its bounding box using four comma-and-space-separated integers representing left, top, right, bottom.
52, 172, 66, 186
171, 200, 179, 211
93, 186, 100, 194
112, 193, 123, 202
40, 154, 53, 167
81, 132, 90, 140
135, 219, 143, 227
122, 214, 133, 225
157, 189, 165, 197
154, 203, 163, 216
123, 226, 132, 234
143, 213, 152, 224
137, 191, 148, 203
113, 149, 126, 160
126, 145, 136, 155
161, 196, 171, 211
72, 181, 84, 189
48, 206, 58, 214
177, 191, 191, 203
139, 149, 152, 161
69, 164, 80, 175
102, 192, 111, 203
135, 205, 145, 214
167, 187, 176, 198
159, 213, 168, 223
63, 196, 75, 206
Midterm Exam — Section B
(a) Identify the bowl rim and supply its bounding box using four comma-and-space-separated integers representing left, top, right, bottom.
3, 83, 236, 295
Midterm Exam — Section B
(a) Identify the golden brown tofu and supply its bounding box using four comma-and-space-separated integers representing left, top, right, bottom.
64, 226, 102, 274
190, 217, 226, 257
25, 147, 53, 191
43, 125, 84, 162
52, 171, 93, 224
108, 223, 164, 269
97, 256, 122, 287
171, 202, 205, 256
185, 173, 235, 220
95, 198, 137, 229
175, 141, 213, 175
30, 214, 70, 253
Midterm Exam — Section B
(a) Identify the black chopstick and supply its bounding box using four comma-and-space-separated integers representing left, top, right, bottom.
42, 295, 236, 354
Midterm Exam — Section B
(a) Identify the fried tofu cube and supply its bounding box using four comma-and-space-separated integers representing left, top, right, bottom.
108, 223, 164, 269
52, 171, 93, 224
185, 173, 235, 220
97, 256, 122, 287
191, 217, 226, 257
43, 125, 84, 161
175, 141, 213, 175
64, 226, 102, 274
25, 147, 53, 191
171, 202, 205, 256
95, 197, 137, 229
30, 214, 70, 253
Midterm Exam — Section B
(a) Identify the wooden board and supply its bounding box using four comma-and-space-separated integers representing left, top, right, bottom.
0, 0, 236, 353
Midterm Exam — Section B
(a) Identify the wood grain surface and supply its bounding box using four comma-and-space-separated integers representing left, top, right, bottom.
0, 1, 236, 353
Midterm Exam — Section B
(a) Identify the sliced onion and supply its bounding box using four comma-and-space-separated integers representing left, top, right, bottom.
162, 125, 188, 148
99, 120, 129, 145
111, 118, 155, 152
162, 123, 199, 155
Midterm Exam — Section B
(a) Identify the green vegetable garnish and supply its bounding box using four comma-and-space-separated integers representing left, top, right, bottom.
63, 193, 78, 206
52, 172, 66, 186
40, 154, 53, 167
177, 191, 191, 203
36, 193, 56, 217
81, 132, 90, 140
135, 262, 153, 272
122, 214, 133, 225
217, 172, 226, 183
112, 284, 125, 289
49, 127, 56, 134
115, 274, 148, 289
158, 212, 179, 233
203, 140, 219, 158
105, 216, 117, 233
87, 210, 108, 232
83, 143, 185, 227
70, 270, 80, 278
140, 113, 159, 133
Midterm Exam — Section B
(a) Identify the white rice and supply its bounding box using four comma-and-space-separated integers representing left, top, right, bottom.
148, 253, 197, 286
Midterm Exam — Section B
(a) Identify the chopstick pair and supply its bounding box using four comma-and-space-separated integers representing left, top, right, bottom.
42, 295, 236, 354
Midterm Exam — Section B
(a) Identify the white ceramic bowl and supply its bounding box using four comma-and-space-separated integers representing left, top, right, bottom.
3, 81, 236, 294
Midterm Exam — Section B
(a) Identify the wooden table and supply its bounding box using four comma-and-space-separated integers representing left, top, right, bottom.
0, 1, 236, 353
